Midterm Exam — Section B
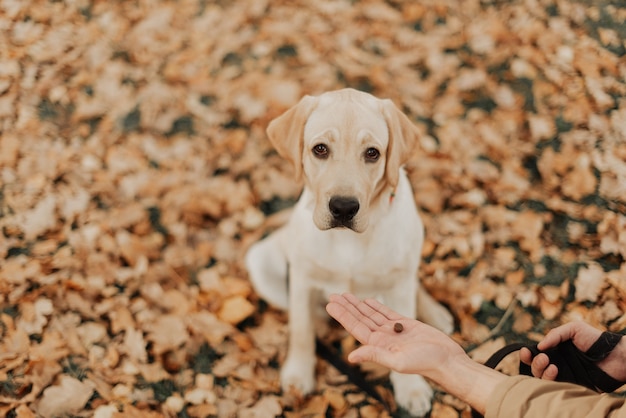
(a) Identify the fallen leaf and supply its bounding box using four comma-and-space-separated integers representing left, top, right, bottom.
218, 295, 255, 325
38, 376, 95, 418
575, 263, 606, 303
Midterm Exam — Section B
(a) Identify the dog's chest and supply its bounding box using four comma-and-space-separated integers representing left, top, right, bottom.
298, 227, 419, 294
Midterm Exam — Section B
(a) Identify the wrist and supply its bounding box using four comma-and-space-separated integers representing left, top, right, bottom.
599, 336, 626, 382
429, 354, 506, 415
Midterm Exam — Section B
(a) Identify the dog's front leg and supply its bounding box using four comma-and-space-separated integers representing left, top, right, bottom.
386, 283, 434, 417
280, 265, 317, 395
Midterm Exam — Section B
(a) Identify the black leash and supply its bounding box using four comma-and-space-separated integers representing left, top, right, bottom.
315, 338, 393, 413
471, 331, 624, 418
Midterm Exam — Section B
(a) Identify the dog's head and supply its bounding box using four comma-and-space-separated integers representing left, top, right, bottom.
267, 88, 420, 233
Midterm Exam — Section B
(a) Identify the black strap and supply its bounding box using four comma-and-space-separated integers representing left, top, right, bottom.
517, 333, 624, 393
483, 342, 528, 369
472, 332, 624, 418
315, 338, 393, 413
586, 332, 624, 362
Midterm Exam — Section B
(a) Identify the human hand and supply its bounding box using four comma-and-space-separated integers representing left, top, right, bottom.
520, 321, 626, 382
326, 293, 507, 415
325, 293, 466, 376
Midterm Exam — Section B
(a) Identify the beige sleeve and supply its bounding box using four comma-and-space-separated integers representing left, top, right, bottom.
485, 375, 626, 418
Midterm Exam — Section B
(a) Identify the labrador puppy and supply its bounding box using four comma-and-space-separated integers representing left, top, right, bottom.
245, 88, 453, 416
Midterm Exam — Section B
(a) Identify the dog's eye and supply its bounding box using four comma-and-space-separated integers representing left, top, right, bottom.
364, 147, 380, 162
312, 144, 329, 159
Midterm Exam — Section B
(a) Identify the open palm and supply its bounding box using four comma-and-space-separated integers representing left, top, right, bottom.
326, 293, 465, 376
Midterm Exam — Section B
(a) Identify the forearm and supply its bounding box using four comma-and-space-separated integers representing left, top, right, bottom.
485, 376, 626, 418
427, 355, 507, 415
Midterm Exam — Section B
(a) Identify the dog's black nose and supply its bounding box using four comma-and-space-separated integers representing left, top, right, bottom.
329, 196, 360, 222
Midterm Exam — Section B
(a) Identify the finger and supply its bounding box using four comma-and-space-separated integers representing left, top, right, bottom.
538, 323, 577, 351
361, 298, 405, 325
519, 347, 532, 365
542, 364, 558, 381
334, 293, 381, 331
327, 294, 364, 326
538, 331, 566, 351
348, 344, 396, 370
336, 294, 393, 328
326, 301, 372, 343
326, 297, 381, 344
350, 297, 390, 327
328, 293, 343, 302
347, 345, 373, 364
530, 353, 550, 378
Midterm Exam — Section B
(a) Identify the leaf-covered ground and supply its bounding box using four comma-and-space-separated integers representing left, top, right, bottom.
0, 0, 625, 417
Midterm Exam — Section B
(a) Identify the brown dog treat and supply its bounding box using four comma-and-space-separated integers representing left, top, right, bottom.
393, 322, 404, 333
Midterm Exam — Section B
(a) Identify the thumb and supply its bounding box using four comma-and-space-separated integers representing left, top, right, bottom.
348, 345, 394, 368
538, 326, 574, 351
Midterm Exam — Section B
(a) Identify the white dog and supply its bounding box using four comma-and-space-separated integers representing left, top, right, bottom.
245, 88, 453, 416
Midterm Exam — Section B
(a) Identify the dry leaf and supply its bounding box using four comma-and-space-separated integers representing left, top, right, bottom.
186, 311, 235, 345
218, 295, 255, 325
575, 263, 606, 303
38, 376, 95, 418
146, 315, 189, 355
430, 403, 460, 418
123, 327, 148, 363
239, 396, 283, 418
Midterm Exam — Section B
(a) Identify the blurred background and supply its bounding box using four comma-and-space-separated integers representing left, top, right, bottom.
0, 0, 625, 416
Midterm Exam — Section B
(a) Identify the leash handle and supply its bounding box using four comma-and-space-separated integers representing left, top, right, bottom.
471, 332, 624, 418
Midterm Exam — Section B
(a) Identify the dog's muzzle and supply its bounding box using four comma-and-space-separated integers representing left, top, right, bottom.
329, 196, 359, 228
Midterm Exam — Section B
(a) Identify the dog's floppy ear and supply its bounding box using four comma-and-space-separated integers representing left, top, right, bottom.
380, 99, 420, 188
267, 95, 318, 182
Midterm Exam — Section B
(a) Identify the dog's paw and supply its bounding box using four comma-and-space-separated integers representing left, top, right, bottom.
390, 373, 433, 417
280, 355, 316, 395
